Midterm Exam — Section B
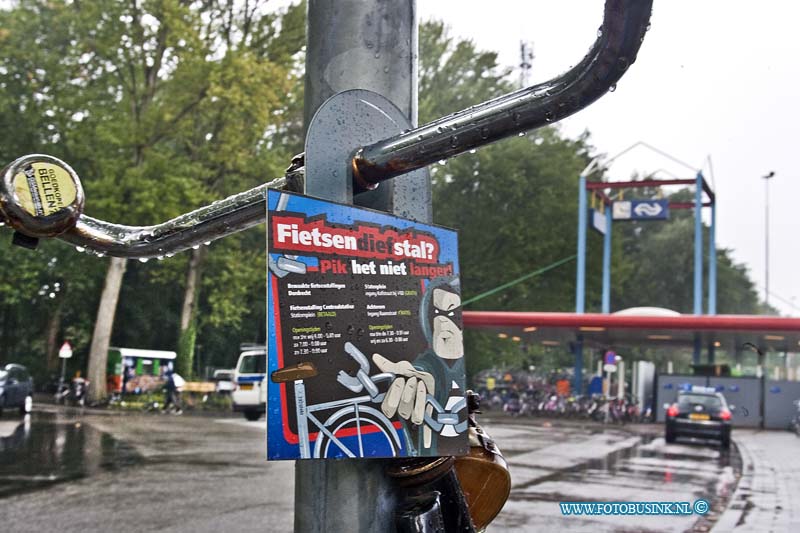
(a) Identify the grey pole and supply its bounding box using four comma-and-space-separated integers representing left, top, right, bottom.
762, 171, 775, 309
59, 356, 67, 396
296, 2, 426, 532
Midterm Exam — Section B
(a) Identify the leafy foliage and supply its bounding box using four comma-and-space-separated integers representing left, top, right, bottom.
419, 24, 763, 378
0, 0, 304, 380
0, 8, 764, 388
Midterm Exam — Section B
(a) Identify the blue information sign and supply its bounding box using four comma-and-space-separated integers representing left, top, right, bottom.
266, 190, 467, 461
612, 199, 670, 221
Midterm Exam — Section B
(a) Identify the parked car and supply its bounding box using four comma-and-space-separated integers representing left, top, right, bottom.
213, 369, 235, 395
664, 386, 732, 449
0, 364, 34, 417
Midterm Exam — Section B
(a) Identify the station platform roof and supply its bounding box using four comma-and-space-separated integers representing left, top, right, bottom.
463, 311, 800, 353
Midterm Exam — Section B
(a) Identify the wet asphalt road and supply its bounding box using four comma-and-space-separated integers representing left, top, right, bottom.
0, 406, 739, 532
488, 418, 738, 532
0, 407, 294, 532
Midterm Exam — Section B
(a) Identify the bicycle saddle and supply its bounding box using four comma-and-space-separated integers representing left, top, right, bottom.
271, 362, 318, 383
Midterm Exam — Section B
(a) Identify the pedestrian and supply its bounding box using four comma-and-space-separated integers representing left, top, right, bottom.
121, 363, 134, 397
162, 363, 183, 415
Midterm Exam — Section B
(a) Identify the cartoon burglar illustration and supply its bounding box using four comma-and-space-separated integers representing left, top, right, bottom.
372, 277, 466, 455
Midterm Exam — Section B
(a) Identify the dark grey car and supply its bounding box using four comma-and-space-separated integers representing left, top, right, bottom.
665, 389, 732, 449
0, 364, 33, 416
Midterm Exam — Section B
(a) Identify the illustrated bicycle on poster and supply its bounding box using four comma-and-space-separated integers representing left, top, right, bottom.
271, 342, 467, 459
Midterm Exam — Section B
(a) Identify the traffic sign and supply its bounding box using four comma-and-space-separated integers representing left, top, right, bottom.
589, 208, 606, 235
603, 363, 617, 373
59, 341, 73, 359
604, 350, 617, 365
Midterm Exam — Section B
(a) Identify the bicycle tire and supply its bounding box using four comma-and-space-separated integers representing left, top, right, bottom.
313, 405, 401, 459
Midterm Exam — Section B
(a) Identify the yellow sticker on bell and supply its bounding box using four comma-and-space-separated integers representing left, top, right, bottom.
13, 162, 76, 217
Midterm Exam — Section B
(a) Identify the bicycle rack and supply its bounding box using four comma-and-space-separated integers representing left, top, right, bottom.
0, 0, 653, 259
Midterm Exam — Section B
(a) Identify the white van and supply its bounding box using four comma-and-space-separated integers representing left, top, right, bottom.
232, 347, 266, 421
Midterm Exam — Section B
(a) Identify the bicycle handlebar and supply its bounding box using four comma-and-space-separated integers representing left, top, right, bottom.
0, 0, 652, 257
337, 342, 466, 432
338, 342, 392, 397
352, 0, 653, 189
0, 154, 303, 257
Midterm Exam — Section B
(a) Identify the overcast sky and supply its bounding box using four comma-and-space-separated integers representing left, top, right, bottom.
419, 1, 800, 317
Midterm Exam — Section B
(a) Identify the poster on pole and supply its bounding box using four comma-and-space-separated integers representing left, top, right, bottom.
266, 190, 467, 460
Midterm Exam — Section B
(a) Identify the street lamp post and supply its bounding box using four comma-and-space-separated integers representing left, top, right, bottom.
763, 171, 776, 309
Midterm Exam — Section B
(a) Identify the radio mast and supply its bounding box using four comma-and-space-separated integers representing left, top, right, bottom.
519, 41, 534, 88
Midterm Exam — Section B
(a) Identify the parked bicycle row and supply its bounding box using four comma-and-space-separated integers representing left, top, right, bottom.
477, 388, 653, 424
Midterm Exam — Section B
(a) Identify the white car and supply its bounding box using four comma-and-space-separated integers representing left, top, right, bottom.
232, 348, 266, 421
213, 369, 235, 394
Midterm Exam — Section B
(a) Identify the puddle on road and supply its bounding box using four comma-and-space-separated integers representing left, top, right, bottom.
516, 436, 737, 494
509, 433, 741, 532
0, 413, 141, 497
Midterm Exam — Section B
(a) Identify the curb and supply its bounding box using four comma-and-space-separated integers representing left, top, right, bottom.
711, 438, 753, 532
33, 401, 238, 419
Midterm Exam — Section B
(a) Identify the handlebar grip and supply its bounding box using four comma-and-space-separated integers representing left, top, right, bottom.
343, 341, 370, 373
0, 154, 84, 237
357, 369, 379, 399
337, 370, 363, 393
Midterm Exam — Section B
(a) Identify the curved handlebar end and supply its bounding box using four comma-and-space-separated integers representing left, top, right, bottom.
337, 370, 364, 393
352, 0, 654, 185
0, 154, 85, 238
343, 341, 371, 374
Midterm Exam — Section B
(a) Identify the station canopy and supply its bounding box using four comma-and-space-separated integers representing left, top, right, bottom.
463, 308, 800, 353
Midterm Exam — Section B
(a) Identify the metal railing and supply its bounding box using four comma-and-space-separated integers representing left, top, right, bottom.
0, 0, 652, 258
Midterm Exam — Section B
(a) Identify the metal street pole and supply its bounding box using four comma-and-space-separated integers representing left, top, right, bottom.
604, 368, 611, 424
693, 172, 704, 315
601, 202, 613, 313
763, 171, 775, 309
296, 2, 424, 532
59, 357, 67, 394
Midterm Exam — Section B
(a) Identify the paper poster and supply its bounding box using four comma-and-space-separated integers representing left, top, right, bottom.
266, 189, 467, 460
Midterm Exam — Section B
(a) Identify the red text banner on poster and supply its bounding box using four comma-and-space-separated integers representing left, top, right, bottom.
270, 214, 441, 264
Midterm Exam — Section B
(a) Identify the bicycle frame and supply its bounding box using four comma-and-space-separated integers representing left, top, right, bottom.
290, 374, 399, 459
284, 341, 470, 459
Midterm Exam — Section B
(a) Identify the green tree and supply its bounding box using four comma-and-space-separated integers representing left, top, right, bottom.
0, 237, 105, 381
420, 22, 613, 377
419, 23, 762, 380
0, 0, 304, 395
171, 0, 305, 378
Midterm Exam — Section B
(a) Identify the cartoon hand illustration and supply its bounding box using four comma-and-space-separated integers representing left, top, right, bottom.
372, 354, 435, 427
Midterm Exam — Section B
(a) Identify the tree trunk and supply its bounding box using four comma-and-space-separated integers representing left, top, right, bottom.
45, 303, 64, 372
177, 246, 206, 378
87, 257, 128, 402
